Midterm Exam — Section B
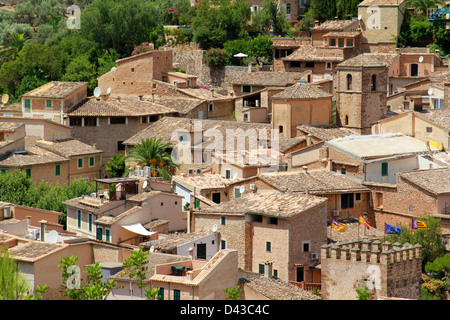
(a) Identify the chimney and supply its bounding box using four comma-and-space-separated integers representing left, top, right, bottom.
315, 20, 320, 27
26, 216, 31, 227
151, 93, 155, 103
188, 247, 194, 260
39, 220, 47, 242
302, 166, 308, 174
138, 94, 143, 101
248, 62, 253, 74
306, 134, 312, 146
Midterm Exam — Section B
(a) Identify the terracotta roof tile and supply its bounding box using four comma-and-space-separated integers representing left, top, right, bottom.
297, 124, 355, 141
399, 168, 450, 195
272, 82, 333, 99
0, 145, 68, 167
36, 139, 102, 157
359, 0, 405, 6
0, 122, 23, 132
198, 192, 327, 218
417, 109, 450, 130
173, 174, 241, 191
311, 20, 359, 31
66, 97, 177, 117
337, 53, 399, 68
233, 71, 308, 86
22, 81, 87, 99
283, 45, 346, 62
9, 241, 67, 262
140, 231, 215, 251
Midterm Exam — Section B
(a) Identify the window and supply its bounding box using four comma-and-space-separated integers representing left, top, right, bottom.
105, 228, 111, 242
329, 38, 336, 46
355, 193, 361, 201
278, 125, 284, 134
325, 62, 332, 70
234, 187, 241, 198
89, 156, 95, 167
338, 38, 345, 48
77, 210, 82, 228
110, 117, 126, 124
221, 240, 226, 249
208, 103, 214, 112
266, 241, 271, 252
381, 162, 388, 176
426, 127, 433, 133
77, 158, 83, 168
341, 193, 354, 209
346, 74, 353, 90
69, 118, 82, 126
259, 264, 265, 274
131, 68, 135, 73
55, 164, 61, 176
303, 242, 310, 252
268, 217, 278, 225
1, 169, 7, 175
96, 226, 103, 240
46, 100, 52, 108
158, 288, 164, 300
142, 116, 148, 123
221, 216, 226, 225
24, 99, 31, 112
88, 214, 93, 232
346, 39, 354, 47
305, 61, 315, 68
371, 74, 377, 91
25, 168, 31, 179
286, 3, 291, 14
290, 61, 301, 68
409, 204, 413, 211
84, 117, 97, 126
273, 269, 278, 278
410, 64, 418, 77
242, 85, 251, 93
117, 141, 126, 151
225, 170, 231, 179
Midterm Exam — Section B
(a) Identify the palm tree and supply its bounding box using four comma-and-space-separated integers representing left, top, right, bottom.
0, 33, 28, 64
406, 0, 446, 16
127, 137, 178, 180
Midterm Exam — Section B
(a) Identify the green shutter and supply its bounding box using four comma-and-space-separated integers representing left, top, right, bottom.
381, 162, 388, 176
259, 264, 265, 274
88, 214, 92, 232
24, 99, 31, 112
77, 210, 82, 228
46, 100, 52, 108
96, 227, 103, 240
235, 188, 241, 198
158, 288, 164, 300
221, 216, 226, 225
105, 229, 110, 241
25, 168, 31, 178
55, 164, 61, 176
221, 240, 226, 249
266, 241, 271, 252
78, 158, 83, 168
1, 169, 7, 175
89, 157, 94, 166
173, 289, 180, 300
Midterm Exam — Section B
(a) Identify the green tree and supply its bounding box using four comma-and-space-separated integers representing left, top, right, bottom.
127, 137, 178, 180
355, 285, 372, 300
0, 33, 29, 64
336, 0, 362, 20
308, 0, 337, 22
386, 216, 444, 270
105, 154, 128, 178
0, 246, 30, 300
58, 254, 117, 300
61, 54, 98, 92
250, 0, 290, 36
191, 0, 251, 49
224, 285, 242, 300
424, 253, 450, 298
406, 0, 445, 16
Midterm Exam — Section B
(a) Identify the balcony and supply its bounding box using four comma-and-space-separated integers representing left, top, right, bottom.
289, 281, 321, 293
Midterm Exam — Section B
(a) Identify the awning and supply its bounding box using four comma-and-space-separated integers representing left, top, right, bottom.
121, 223, 155, 236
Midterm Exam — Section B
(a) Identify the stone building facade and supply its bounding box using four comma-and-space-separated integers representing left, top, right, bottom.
321, 239, 422, 300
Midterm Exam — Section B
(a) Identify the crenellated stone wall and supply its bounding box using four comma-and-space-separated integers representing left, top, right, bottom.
321, 239, 422, 300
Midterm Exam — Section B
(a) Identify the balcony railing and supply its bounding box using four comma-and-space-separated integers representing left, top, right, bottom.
289, 281, 321, 292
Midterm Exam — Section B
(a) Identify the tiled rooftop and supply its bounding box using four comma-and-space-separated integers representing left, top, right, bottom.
297, 124, 355, 141
0, 145, 68, 167
337, 53, 399, 68
258, 169, 369, 194
0, 122, 24, 132
239, 274, 320, 300
327, 219, 384, 243
198, 192, 327, 218
232, 71, 308, 87
22, 81, 87, 99
9, 241, 67, 262
418, 109, 450, 130
173, 174, 241, 191
36, 138, 102, 157
311, 19, 359, 31
283, 45, 346, 62
359, 0, 405, 6
272, 82, 333, 99
399, 168, 450, 195
66, 97, 177, 117
152, 96, 205, 115
140, 230, 215, 251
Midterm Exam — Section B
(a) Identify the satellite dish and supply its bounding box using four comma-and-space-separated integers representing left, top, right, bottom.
428, 87, 433, 95
150, 246, 155, 253
211, 224, 218, 232
1, 94, 9, 104
46, 230, 59, 243
143, 180, 148, 189
419, 56, 424, 63
93, 87, 101, 98
106, 87, 112, 95
240, 186, 245, 193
